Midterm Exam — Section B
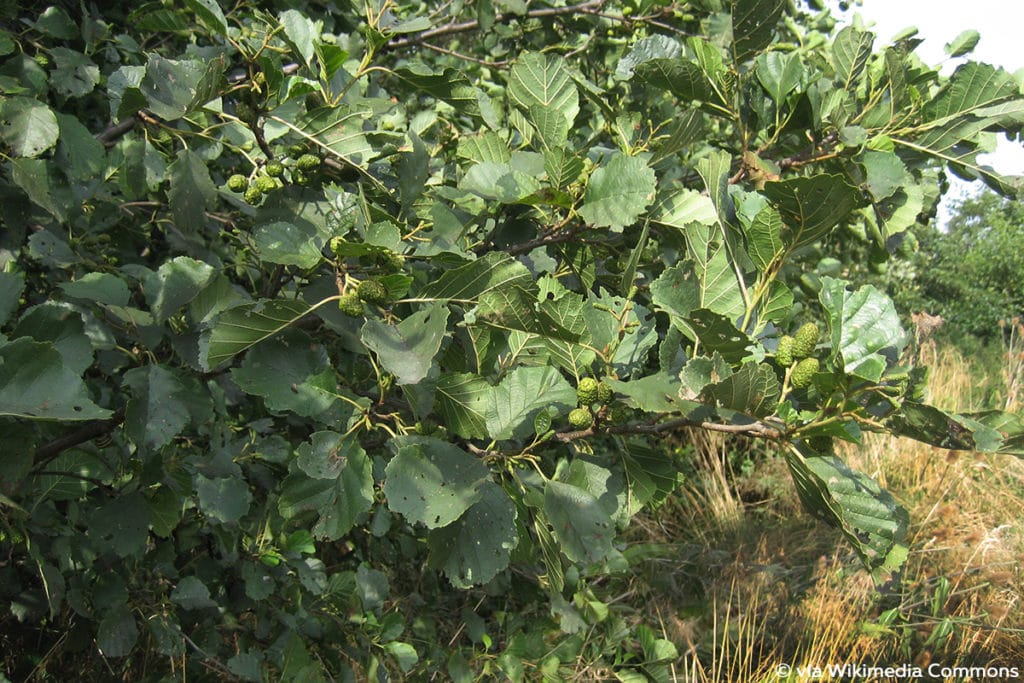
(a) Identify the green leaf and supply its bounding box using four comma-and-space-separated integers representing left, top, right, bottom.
195, 474, 252, 524
859, 149, 909, 202
50, 48, 99, 98
764, 174, 862, 248
703, 361, 780, 418
616, 35, 683, 78
428, 483, 517, 587
945, 29, 980, 58
55, 113, 105, 179
140, 55, 224, 121
730, 0, 786, 63
144, 255, 216, 324
649, 263, 700, 335
297, 431, 365, 480
0, 338, 110, 420
394, 64, 491, 121
148, 487, 182, 538
33, 6, 77, 39
579, 154, 656, 229
185, 0, 228, 35
11, 303, 93, 375
360, 304, 449, 385
527, 104, 569, 149
685, 222, 746, 320
228, 652, 264, 682
383, 437, 491, 528
888, 402, 1004, 452
254, 221, 323, 268
476, 286, 581, 343
279, 9, 318, 66
652, 188, 717, 231
278, 447, 374, 540
298, 106, 373, 165
12, 159, 73, 223
97, 606, 139, 658
508, 52, 579, 129
123, 365, 191, 451
688, 308, 754, 363
422, 252, 533, 301
485, 365, 576, 441
133, 8, 190, 32
785, 447, 908, 584
832, 26, 873, 90
922, 62, 1018, 124
819, 277, 907, 382
231, 331, 342, 418
0, 271, 25, 326
435, 373, 490, 439
696, 150, 735, 238
457, 131, 511, 163
384, 642, 419, 673
544, 480, 615, 565
621, 440, 679, 508
201, 298, 328, 369
89, 492, 151, 558
459, 161, 541, 203
538, 290, 596, 376
59, 272, 129, 306
543, 146, 584, 189
755, 51, 803, 105
171, 576, 215, 610
0, 96, 58, 157
745, 205, 784, 271
633, 59, 725, 109
168, 149, 218, 233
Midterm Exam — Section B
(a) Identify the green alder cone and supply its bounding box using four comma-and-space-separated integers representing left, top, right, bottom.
338, 292, 364, 317
265, 160, 284, 177
576, 377, 600, 405
568, 407, 593, 429
776, 335, 796, 367
607, 403, 633, 424
243, 185, 262, 204
227, 174, 248, 192
255, 175, 277, 193
378, 251, 405, 272
235, 101, 256, 123
356, 278, 389, 305
596, 381, 613, 405
296, 153, 322, 171
793, 322, 820, 359
791, 357, 820, 388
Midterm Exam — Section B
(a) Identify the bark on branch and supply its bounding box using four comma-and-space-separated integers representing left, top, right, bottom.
385, 0, 606, 51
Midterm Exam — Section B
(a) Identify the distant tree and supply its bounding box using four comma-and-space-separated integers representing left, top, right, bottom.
904, 192, 1024, 340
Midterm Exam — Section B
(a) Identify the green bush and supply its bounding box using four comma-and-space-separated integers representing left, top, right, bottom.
1, 0, 1023, 679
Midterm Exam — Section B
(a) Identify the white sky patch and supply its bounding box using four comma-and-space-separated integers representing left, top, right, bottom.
830, 0, 1024, 224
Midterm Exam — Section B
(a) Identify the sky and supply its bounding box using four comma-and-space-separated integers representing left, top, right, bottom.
833, 0, 1024, 223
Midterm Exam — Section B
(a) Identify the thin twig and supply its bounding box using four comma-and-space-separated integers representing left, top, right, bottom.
554, 415, 784, 443
386, 0, 605, 50
32, 408, 126, 471
95, 116, 138, 146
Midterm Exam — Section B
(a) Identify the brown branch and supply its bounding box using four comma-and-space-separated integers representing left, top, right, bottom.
553, 415, 784, 443
32, 407, 126, 470
473, 224, 585, 257
777, 131, 840, 172
95, 116, 138, 146
385, 0, 605, 51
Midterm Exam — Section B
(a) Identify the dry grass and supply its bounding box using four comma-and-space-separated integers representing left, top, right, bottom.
628, 342, 1024, 681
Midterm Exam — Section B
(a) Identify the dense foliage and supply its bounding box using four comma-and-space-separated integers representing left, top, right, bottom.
2, 0, 1024, 678
889, 191, 1024, 341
